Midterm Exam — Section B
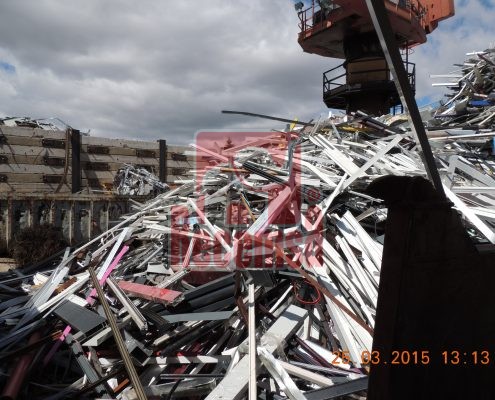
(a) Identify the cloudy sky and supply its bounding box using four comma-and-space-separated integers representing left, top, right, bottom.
0, 0, 493, 144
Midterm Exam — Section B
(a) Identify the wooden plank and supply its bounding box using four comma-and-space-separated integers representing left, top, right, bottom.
42, 138, 66, 149
0, 154, 64, 165
86, 145, 110, 154
0, 135, 63, 148
80, 154, 159, 165
84, 161, 110, 171
168, 160, 193, 168
43, 175, 64, 184
0, 126, 66, 139
43, 156, 66, 167
0, 161, 192, 175
0, 161, 188, 175
81, 170, 114, 180
0, 144, 66, 157
0, 169, 189, 185
0, 144, 192, 162
0, 153, 159, 167
82, 169, 189, 180
0, 127, 190, 152
0, 174, 48, 183
3, 137, 174, 158
83, 145, 149, 157
164, 145, 189, 153
0, 164, 69, 174
84, 179, 113, 190
84, 146, 143, 157
170, 152, 188, 162
0, 182, 72, 193
82, 136, 159, 150
136, 149, 156, 158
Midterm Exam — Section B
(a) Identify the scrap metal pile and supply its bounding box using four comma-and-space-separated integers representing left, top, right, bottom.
1, 115, 494, 399
0, 116, 73, 131
2, 104, 495, 397
114, 164, 170, 196
429, 47, 495, 130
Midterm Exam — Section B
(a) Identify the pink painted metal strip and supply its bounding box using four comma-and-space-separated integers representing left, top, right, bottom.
43, 245, 129, 365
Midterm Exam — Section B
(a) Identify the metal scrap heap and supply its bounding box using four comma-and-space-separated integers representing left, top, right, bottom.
2, 90, 495, 398
430, 47, 495, 130
114, 164, 170, 196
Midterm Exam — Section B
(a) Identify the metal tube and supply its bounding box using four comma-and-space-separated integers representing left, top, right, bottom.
248, 282, 257, 400
364, 0, 446, 198
106, 277, 148, 332
88, 267, 147, 400
222, 110, 314, 126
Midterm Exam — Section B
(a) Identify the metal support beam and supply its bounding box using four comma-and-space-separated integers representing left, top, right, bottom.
107, 277, 148, 332
6, 198, 12, 248
158, 139, 167, 183
71, 129, 81, 194
89, 267, 147, 400
364, 0, 446, 198
248, 282, 257, 400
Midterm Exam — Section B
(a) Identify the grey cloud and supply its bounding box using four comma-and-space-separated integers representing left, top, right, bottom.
0, 1, 491, 144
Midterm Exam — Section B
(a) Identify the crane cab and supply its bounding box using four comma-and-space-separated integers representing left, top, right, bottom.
297, 0, 454, 114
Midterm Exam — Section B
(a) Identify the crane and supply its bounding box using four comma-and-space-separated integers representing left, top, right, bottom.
296, 0, 455, 114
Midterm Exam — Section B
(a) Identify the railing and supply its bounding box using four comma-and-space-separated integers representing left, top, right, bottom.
323, 58, 416, 94
298, 0, 427, 35
404, 0, 427, 26
298, 0, 339, 33
323, 63, 347, 92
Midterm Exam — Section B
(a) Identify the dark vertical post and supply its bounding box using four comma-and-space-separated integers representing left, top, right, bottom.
6, 198, 12, 249
158, 139, 167, 184
71, 129, 81, 194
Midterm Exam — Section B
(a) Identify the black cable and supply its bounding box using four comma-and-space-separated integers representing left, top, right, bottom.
165, 378, 183, 400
